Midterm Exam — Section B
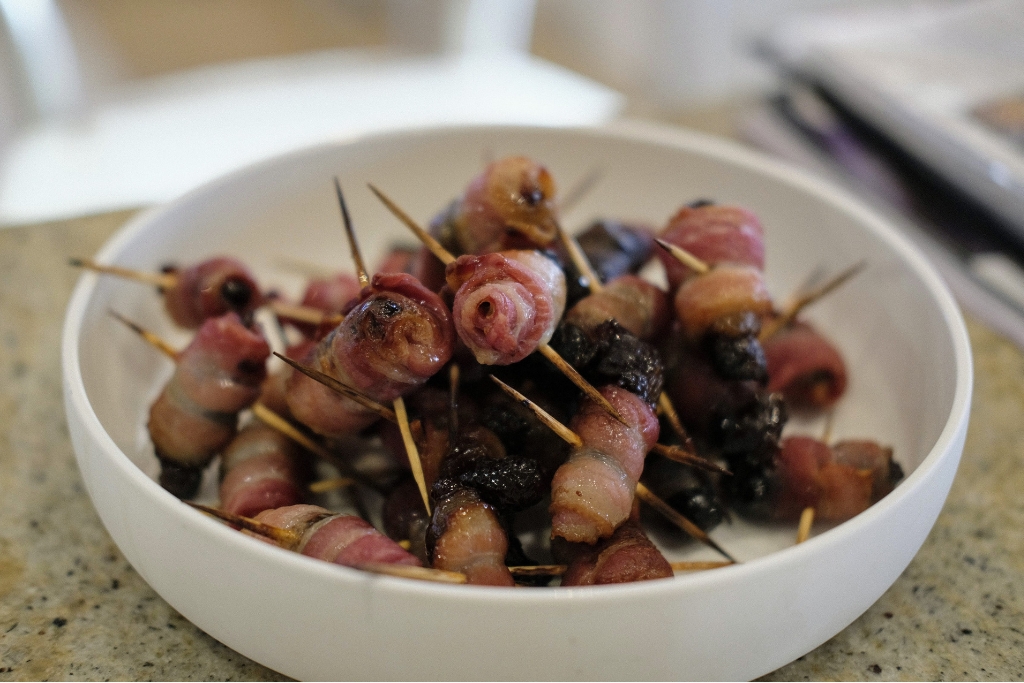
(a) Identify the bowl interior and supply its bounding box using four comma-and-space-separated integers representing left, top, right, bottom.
77, 125, 961, 557
66, 124, 970, 679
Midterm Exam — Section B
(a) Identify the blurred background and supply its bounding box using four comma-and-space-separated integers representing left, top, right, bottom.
0, 0, 921, 224
3, 0, 1024, 343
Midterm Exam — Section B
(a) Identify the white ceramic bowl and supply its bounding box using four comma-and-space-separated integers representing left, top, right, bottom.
62, 124, 972, 681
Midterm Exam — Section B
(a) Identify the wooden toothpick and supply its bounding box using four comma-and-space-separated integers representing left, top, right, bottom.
654, 238, 710, 275
394, 396, 430, 516
273, 353, 397, 424
335, 178, 369, 288
187, 502, 302, 548
108, 310, 179, 360
760, 261, 865, 342
796, 507, 815, 544
488, 375, 584, 449
354, 563, 467, 584
635, 482, 737, 563
70, 257, 177, 290
650, 443, 731, 476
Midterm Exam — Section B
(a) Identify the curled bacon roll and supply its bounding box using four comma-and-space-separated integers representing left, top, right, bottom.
434, 156, 559, 256
285, 272, 455, 437
560, 519, 672, 586
162, 257, 262, 328
550, 386, 660, 544
427, 479, 515, 586
148, 312, 270, 499
656, 203, 765, 292
764, 320, 848, 411
565, 275, 669, 342
767, 436, 901, 522
219, 423, 307, 518
446, 250, 566, 365
254, 504, 421, 567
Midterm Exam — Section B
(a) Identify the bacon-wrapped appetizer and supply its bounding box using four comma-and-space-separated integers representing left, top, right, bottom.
730, 435, 902, 523
549, 385, 660, 544
564, 275, 669, 343
426, 478, 516, 586
446, 250, 566, 365
658, 202, 774, 383
219, 422, 309, 518
161, 256, 263, 328
148, 312, 270, 498
664, 339, 786, 470
253, 504, 421, 567
763, 319, 848, 411
559, 519, 673, 586
434, 156, 560, 256
656, 202, 765, 292
285, 272, 455, 437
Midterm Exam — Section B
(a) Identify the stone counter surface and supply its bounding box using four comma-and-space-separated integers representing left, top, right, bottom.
0, 213, 1021, 681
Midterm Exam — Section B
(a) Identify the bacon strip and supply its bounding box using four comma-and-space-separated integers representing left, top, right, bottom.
447, 250, 566, 365
427, 481, 515, 586
772, 436, 900, 522
549, 386, 660, 544
436, 156, 559, 255
219, 423, 307, 518
560, 520, 673, 586
764, 321, 848, 411
657, 204, 765, 292
162, 257, 262, 328
254, 504, 421, 567
673, 265, 773, 339
148, 312, 269, 498
565, 275, 669, 341
285, 272, 454, 437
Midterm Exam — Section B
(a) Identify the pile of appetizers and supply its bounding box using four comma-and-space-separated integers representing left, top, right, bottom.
77, 155, 903, 587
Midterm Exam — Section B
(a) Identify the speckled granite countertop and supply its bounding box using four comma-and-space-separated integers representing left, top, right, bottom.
0, 212, 1021, 681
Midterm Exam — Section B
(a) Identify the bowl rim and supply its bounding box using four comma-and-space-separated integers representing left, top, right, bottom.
61, 121, 973, 604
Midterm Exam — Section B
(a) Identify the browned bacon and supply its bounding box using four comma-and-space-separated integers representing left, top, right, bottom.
285, 272, 455, 437
565, 275, 669, 341
560, 519, 673, 586
426, 480, 515, 586
771, 435, 900, 522
657, 203, 765, 292
549, 386, 660, 544
434, 156, 559, 256
673, 264, 773, 340
147, 312, 269, 498
162, 257, 262, 328
764, 320, 848, 411
219, 423, 307, 518
446, 250, 566, 365
254, 504, 421, 567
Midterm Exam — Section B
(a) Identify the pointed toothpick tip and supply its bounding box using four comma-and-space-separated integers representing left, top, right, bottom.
108, 309, 179, 360
367, 183, 455, 266
186, 502, 301, 547
335, 177, 369, 287
635, 482, 737, 563
655, 238, 710, 275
